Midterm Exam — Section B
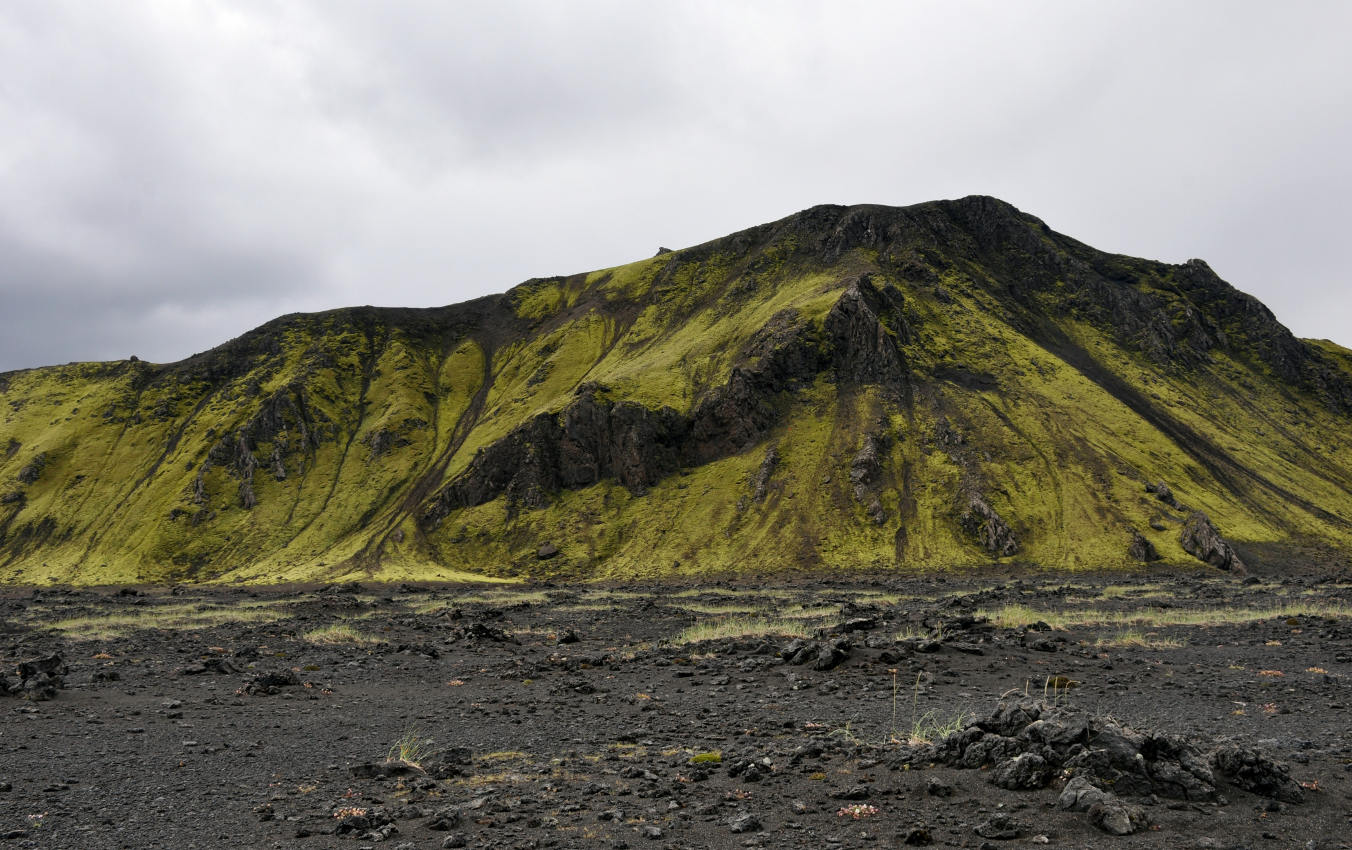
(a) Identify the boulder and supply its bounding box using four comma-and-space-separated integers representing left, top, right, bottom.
1056, 776, 1110, 812
12, 653, 65, 701
990, 752, 1052, 790
1146, 480, 1181, 508
1127, 530, 1160, 562
974, 814, 1027, 840
1179, 512, 1246, 573
1212, 746, 1303, 803
960, 493, 1018, 556
924, 698, 1219, 802
1087, 798, 1148, 835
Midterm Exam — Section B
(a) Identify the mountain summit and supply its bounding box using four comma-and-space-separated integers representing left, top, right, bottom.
3, 196, 1352, 584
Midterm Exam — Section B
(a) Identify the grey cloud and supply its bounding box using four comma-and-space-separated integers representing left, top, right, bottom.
1, 0, 1350, 373
0, 225, 320, 369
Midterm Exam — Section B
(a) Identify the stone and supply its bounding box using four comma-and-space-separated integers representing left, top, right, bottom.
812, 642, 849, 671
974, 814, 1027, 840
834, 616, 878, 633
960, 493, 1018, 556
728, 812, 760, 833
751, 445, 779, 502
925, 778, 953, 797
1127, 530, 1160, 562
990, 752, 1051, 790
1212, 746, 1303, 803
1087, 798, 1148, 835
13, 653, 65, 701
242, 670, 300, 695
850, 434, 889, 524
1179, 512, 1246, 573
928, 699, 1220, 803
1146, 480, 1181, 508
1056, 776, 1110, 812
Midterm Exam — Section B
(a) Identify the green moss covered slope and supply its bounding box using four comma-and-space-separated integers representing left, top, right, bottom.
3, 196, 1351, 584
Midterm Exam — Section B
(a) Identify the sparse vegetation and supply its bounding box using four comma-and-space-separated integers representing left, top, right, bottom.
897, 671, 973, 745
674, 602, 762, 616
42, 600, 288, 640
673, 616, 809, 644
387, 729, 438, 769
303, 623, 378, 645
450, 589, 550, 606
1097, 629, 1185, 649
907, 708, 974, 745
977, 601, 1352, 631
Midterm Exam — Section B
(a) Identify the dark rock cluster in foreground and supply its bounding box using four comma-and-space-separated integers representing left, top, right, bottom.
912, 697, 1303, 837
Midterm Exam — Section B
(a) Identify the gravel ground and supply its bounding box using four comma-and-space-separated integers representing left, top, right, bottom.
3, 569, 1351, 849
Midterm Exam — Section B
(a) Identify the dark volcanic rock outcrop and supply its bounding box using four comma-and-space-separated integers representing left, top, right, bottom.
960, 493, 1019, 557
919, 697, 1305, 836
1128, 530, 1161, 562
850, 434, 888, 525
424, 393, 688, 517
424, 275, 913, 524
1179, 512, 1246, 573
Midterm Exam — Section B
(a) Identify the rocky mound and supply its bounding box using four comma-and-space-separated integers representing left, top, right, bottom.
909, 698, 1303, 836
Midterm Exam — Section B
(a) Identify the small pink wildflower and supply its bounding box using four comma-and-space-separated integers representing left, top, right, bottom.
836, 804, 879, 819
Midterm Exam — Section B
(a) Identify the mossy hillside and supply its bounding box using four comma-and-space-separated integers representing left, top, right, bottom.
4, 196, 1352, 584
444, 244, 864, 478
1, 313, 484, 583
446, 312, 614, 477
425, 382, 915, 578
418, 340, 1268, 578
591, 268, 844, 410
1055, 320, 1352, 549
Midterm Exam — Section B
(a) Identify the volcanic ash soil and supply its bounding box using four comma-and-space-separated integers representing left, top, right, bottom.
2, 572, 1352, 848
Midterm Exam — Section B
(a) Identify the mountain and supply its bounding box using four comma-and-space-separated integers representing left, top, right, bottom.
3, 196, 1352, 585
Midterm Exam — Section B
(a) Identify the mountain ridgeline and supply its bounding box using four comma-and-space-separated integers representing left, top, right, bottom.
4, 196, 1352, 585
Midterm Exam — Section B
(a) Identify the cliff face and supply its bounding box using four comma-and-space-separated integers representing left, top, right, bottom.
3, 196, 1352, 585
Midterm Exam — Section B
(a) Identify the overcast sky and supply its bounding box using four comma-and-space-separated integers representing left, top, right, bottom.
2, 1, 1350, 372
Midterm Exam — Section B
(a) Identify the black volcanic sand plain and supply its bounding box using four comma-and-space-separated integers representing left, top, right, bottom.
3, 571, 1352, 849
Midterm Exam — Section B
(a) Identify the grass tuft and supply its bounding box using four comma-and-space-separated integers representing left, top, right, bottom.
673, 616, 808, 644
303, 623, 378, 645
387, 729, 438, 769
1096, 629, 1185, 649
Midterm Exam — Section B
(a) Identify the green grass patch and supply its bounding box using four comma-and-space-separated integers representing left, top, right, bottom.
670, 587, 797, 600
978, 601, 1352, 630
450, 590, 551, 606
780, 603, 842, 620
673, 616, 809, 644
674, 602, 763, 616
388, 729, 438, 768
1096, 629, 1186, 649
44, 601, 288, 640
905, 709, 974, 745
303, 623, 378, 645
